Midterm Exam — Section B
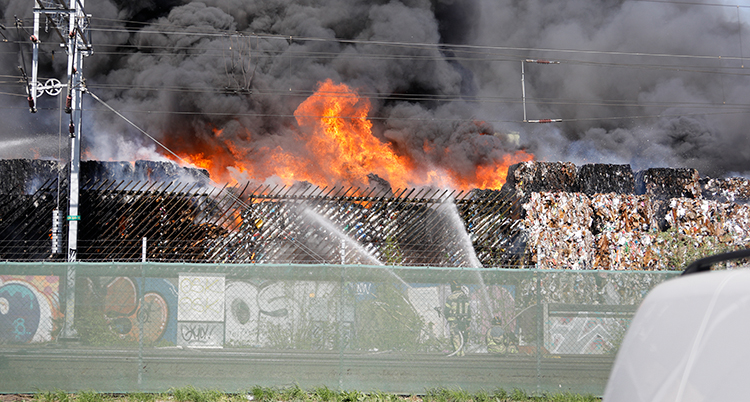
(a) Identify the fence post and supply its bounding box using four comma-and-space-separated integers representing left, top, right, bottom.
138, 237, 146, 388
338, 266, 345, 391
536, 268, 542, 394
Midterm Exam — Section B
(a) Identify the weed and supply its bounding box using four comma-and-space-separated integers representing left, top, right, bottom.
126, 393, 157, 402
338, 390, 364, 402
250, 386, 280, 402
280, 385, 308, 402
76, 391, 108, 402
312, 386, 338, 402
29, 386, 600, 402
34, 390, 71, 402
364, 391, 399, 402
423, 388, 473, 402
510, 389, 529, 401
170, 386, 224, 402
547, 392, 598, 402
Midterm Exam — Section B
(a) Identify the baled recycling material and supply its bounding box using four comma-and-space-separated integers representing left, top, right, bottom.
513, 162, 750, 270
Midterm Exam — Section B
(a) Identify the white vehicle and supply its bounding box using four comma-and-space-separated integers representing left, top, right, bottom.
604, 249, 750, 402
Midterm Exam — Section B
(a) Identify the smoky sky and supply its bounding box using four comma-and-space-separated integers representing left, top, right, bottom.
1, 0, 749, 182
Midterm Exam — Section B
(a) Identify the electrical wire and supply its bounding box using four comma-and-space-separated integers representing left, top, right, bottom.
5, 5, 750, 126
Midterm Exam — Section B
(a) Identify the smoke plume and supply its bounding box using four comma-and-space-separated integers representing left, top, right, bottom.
1, 0, 749, 186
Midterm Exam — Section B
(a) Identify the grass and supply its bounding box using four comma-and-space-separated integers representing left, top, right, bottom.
24, 386, 599, 402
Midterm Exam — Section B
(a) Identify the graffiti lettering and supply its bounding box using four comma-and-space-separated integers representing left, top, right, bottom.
179, 277, 223, 295
178, 297, 222, 315
176, 322, 223, 347
181, 323, 214, 342
178, 275, 225, 322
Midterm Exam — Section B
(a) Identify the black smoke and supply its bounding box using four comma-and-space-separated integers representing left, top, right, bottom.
1, 0, 749, 183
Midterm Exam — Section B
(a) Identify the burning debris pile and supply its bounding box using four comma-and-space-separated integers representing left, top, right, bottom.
0, 159, 526, 266
505, 161, 750, 270
1, 158, 747, 269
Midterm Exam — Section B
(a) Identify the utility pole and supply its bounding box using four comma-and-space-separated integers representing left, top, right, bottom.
30, 0, 92, 339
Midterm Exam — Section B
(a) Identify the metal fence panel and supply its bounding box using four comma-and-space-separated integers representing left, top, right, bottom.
0, 262, 678, 395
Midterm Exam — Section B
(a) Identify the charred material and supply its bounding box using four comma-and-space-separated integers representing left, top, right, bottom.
0, 159, 61, 195
635, 168, 701, 199
577, 164, 635, 195
501, 161, 577, 196
701, 177, 750, 203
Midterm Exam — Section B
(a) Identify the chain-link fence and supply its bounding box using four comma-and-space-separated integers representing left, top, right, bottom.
0, 262, 678, 395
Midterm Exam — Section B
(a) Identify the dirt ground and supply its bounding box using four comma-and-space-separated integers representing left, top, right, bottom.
0, 396, 35, 402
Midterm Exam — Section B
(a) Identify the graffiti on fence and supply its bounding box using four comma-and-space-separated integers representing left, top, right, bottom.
178, 275, 225, 322
0, 275, 61, 343
546, 315, 628, 354
224, 280, 337, 347
177, 322, 224, 347
102, 277, 178, 343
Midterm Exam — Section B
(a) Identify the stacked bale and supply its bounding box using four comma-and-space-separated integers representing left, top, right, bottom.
665, 198, 750, 246
523, 192, 594, 269
591, 194, 661, 269
635, 168, 701, 199
702, 177, 750, 203
577, 164, 635, 195
502, 161, 577, 197
513, 161, 750, 270
0, 159, 61, 195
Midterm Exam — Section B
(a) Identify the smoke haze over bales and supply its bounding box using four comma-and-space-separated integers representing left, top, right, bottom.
1, 0, 749, 188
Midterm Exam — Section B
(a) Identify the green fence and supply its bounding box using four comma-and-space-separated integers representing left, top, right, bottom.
0, 262, 678, 395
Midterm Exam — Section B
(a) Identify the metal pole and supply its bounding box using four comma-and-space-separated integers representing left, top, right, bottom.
536, 268, 543, 394
521, 60, 527, 123
62, 0, 86, 339
30, 9, 39, 113
138, 253, 145, 388
67, 0, 84, 263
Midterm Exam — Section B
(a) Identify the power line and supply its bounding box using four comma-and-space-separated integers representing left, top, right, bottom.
630, 0, 750, 8
78, 25, 748, 64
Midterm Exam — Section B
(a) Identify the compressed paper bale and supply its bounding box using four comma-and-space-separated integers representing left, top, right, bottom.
81, 160, 136, 185
590, 194, 657, 233
133, 160, 209, 183
665, 198, 734, 238
0, 159, 60, 195
522, 192, 593, 231
577, 164, 635, 195
702, 177, 750, 203
594, 231, 660, 270
502, 161, 577, 195
634, 168, 701, 199
725, 204, 750, 245
529, 227, 595, 270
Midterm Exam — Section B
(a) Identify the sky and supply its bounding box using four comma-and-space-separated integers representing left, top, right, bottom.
1, 0, 749, 186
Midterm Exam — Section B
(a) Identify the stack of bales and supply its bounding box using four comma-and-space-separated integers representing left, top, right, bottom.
504, 161, 750, 270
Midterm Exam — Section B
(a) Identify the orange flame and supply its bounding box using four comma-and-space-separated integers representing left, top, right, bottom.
292, 80, 411, 189
169, 79, 533, 190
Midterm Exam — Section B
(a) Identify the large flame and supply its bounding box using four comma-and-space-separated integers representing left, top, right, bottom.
292, 80, 412, 189
169, 79, 533, 190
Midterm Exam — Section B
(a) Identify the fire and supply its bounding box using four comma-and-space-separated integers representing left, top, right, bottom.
169, 79, 534, 190
292, 80, 411, 189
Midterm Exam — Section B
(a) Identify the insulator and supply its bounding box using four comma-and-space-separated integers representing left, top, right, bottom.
29, 35, 37, 43
65, 95, 72, 113
27, 96, 36, 113
69, 122, 75, 137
